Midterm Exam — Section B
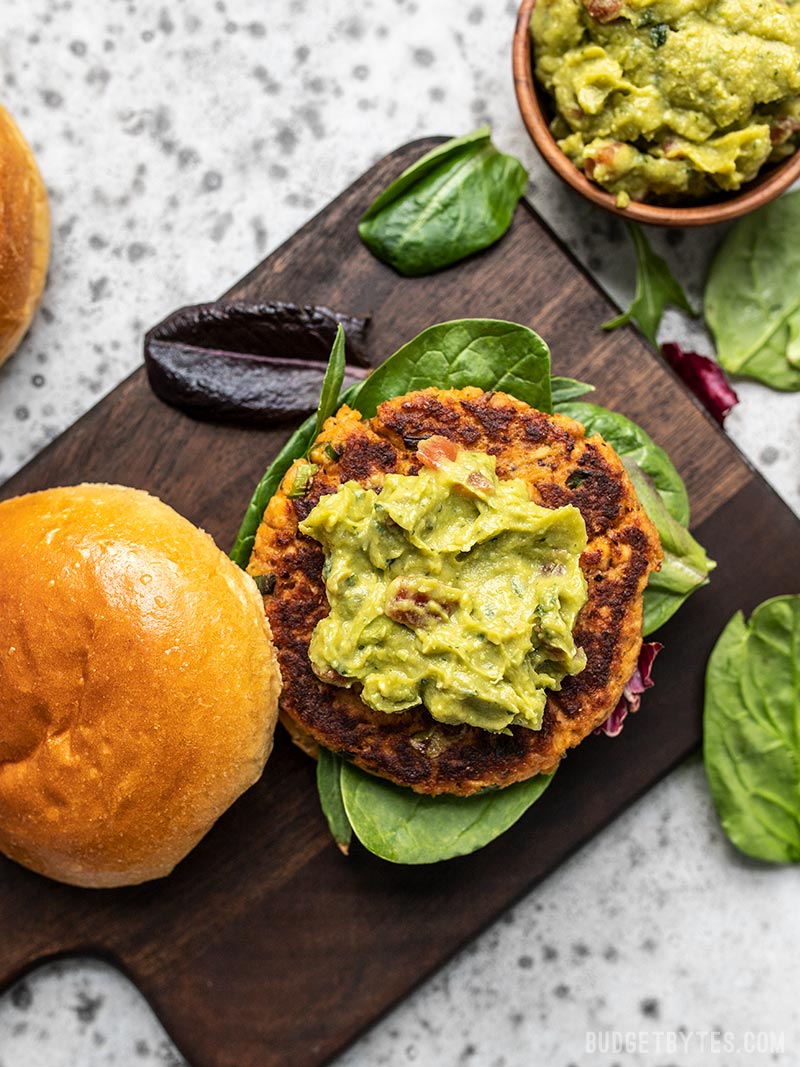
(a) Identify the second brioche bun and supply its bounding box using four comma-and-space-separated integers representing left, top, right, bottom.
0, 484, 281, 888
0, 102, 49, 365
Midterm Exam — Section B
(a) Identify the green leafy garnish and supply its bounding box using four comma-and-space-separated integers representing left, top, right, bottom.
603, 223, 694, 347
704, 596, 800, 863
705, 190, 800, 391
316, 748, 352, 855
550, 376, 595, 405
622, 458, 715, 635
556, 401, 689, 525
312, 323, 346, 440
358, 127, 528, 277
347, 318, 552, 416
340, 761, 553, 864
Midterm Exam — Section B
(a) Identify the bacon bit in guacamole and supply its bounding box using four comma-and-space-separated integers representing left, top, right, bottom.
531, 0, 800, 203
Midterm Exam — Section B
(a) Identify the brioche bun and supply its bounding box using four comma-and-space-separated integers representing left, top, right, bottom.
0, 484, 280, 888
0, 103, 49, 365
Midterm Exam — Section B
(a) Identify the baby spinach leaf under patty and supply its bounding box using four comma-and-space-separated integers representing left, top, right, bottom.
550, 376, 595, 405
316, 748, 352, 855
705, 191, 800, 391
347, 318, 552, 416
340, 761, 553, 864
312, 324, 346, 442
622, 459, 715, 636
704, 596, 800, 863
358, 127, 528, 276
603, 223, 694, 348
556, 401, 689, 525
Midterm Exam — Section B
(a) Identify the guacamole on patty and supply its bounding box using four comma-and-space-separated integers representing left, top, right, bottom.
531, 0, 800, 203
299, 437, 588, 734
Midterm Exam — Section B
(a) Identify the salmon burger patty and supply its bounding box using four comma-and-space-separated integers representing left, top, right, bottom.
248, 387, 662, 796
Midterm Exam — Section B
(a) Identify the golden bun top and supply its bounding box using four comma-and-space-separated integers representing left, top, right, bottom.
0, 103, 49, 366
0, 484, 281, 888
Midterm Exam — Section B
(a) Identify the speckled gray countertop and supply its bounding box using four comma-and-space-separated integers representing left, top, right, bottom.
0, 2, 798, 1066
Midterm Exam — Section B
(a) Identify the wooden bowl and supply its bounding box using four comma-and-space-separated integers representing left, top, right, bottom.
512, 0, 800, 227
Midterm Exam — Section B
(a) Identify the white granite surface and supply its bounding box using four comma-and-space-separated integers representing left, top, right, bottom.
0, 1, 798, 1065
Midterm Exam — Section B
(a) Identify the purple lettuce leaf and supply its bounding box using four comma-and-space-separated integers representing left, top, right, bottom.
596, 641, 663, 738
661, 342, 739, 425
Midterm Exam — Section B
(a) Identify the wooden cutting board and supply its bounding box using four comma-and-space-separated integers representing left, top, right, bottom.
1, 140, 797, 1067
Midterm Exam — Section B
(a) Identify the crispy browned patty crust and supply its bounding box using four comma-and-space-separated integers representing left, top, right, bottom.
249, 388, 662, 796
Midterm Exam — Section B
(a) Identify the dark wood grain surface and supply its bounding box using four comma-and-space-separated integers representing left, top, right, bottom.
0, 140, 797, 1067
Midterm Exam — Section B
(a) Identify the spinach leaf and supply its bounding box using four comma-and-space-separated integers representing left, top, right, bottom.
340, 761, 553, 864
550, 376, 595, 405
704, 595, 800, 863
622, 458, 715, 635
603, 223, 694, 348
361, 128, 490, 219
316, 748, 352, 855
705, 191, 800, 391
557, 401, 689, 525
313, 324, 346, 441
358, 127, 528, 277
347, 319, 552, 416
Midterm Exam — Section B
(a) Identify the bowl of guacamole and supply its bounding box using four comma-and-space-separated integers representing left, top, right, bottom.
513, 0, 800, 223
